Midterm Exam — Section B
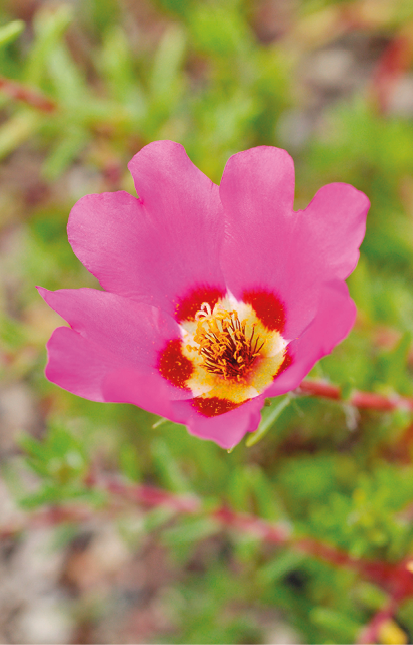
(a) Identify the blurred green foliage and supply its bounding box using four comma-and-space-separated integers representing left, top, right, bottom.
1, 0, 413, 643
18, 423, 105, 508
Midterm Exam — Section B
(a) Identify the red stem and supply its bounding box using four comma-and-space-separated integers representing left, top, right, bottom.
299, 380, 413, 412
0, 76, 56, 112
2, 475, 413, 615
371, 33, 413, 114
98, 476, 413, 602
104, 478, 201, 513
357, 600, 398, 645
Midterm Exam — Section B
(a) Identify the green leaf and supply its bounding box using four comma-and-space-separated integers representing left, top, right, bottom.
119, 443, 141, 482
246, 395, 291, 446
245, 465, 282, 520
379, 331, 412, 392
189, 4, 250, 58
0, 110, 41, 160
163, 517, 218, 545
151, 438, 189, 493
42, 125, 89, 180
47, 43, 86, 105
25, 4, 73, 85
227, 466, 250, 512
0, 20, 25, 48
310, 607, 361, 642
258, 550, 305, 585
149, 25, 186, 101
100, 26, 146, 117
20, 424, 87, 485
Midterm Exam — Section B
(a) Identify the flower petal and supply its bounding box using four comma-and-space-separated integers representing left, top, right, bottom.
264, 280, 356, 397
299, 182, 369, 279
219, 147, 368, 340
68, 140, 226, 318
38, 286, 189, 401
45, 326, 121, 402
169, 396, 264, 449
46, 329, 176, 417
219, 146, 312, 339
101, 368, 175, 418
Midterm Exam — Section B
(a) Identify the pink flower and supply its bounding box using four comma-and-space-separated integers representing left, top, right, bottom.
38, 141, 369, 449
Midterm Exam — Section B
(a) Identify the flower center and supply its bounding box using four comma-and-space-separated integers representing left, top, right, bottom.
187, 302, 266, 382
160, 292, 289, 410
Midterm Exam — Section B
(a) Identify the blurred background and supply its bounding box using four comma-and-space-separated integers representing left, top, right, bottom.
1, 0, 413, 643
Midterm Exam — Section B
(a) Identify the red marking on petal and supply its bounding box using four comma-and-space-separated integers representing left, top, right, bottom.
174, 285, 225, 323
158, 339, 193, 389
191, 396, 242, 417
243, 289, 286, 333
274, 347, 293, 379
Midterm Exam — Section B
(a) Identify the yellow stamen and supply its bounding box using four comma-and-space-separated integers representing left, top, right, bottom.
189, 303, 266, 382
